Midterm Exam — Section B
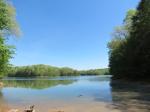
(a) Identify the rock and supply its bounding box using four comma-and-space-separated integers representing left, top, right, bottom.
24, 105, 35, 112
0, 82, 3, 87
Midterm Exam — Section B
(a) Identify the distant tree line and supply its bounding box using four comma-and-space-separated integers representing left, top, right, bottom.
108, 0, 150, 81
80, 68, 109, 75
7, 64, 109, 77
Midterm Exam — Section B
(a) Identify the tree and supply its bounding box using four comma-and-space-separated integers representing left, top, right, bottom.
108, 0, 150, 81
0, 0, 20, 77
0, 0, 20, 36
124, 0, 150, 79
0, 37, 14, 77
108, 9, 136, 79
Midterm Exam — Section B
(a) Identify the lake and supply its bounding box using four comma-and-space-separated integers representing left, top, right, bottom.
0, 75, 150, 112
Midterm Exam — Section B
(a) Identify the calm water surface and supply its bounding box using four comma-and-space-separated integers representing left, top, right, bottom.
0, 76, 150, 112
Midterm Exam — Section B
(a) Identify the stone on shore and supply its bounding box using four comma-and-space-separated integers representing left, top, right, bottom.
0, 82, 3, 87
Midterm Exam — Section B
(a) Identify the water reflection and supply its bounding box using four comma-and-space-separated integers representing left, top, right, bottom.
111, 80, 150, 112
0, 76, 150, 112
2, 79, 75, 89
0, 76, 112, 107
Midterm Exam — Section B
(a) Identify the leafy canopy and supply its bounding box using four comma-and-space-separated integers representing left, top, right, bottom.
0, 0, 20, 77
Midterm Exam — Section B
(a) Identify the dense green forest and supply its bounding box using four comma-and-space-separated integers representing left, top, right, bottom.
108, 0, 150, 81
7, 64, 109, 77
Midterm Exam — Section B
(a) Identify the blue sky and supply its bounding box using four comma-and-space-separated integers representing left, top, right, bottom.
10, 0, 140, 70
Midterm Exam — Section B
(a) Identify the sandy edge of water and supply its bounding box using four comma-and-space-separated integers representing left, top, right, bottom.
0, 102, 122, 112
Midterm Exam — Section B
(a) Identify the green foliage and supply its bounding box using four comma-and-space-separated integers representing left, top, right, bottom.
124, 0, 150, 79
0, 37, 15, 77
0, 0, 20, 77
8, 65, 57, 77
8, 65, 79, 77
79, 68, 109, 75
7, 64, 109, 77
0, 0, 20, 36
108, 9, 136, 79
108, 0, 150, 81
60, 67, 79, 76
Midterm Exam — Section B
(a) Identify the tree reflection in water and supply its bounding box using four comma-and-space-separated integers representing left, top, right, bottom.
2, 79, 75, 89
110, 80, 150, 112
0, 79, 76, 112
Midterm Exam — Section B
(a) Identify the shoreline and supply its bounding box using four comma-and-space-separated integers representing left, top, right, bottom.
2, 102, 122, 112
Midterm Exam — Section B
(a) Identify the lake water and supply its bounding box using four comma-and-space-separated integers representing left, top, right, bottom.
0, 76, 150, 112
